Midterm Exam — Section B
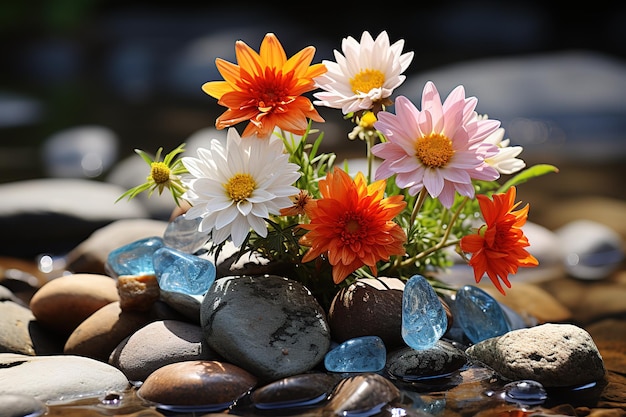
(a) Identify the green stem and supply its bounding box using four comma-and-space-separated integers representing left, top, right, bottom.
409, 188, 428, 226
398, 196, 469, 269
366, 134, 374, 184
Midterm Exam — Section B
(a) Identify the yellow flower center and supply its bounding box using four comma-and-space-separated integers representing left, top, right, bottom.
225, 173, 256, 202
359, 111, 377, 128
150, 162, 171, 184
415, 133, 454, 168
350, 69, 385, 94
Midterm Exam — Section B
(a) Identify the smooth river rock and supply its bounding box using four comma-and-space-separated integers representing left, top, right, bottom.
0, 353, 130, 402
200, 275, 331, 382
64, 300, 186, 362
0, 300, 63, 355
29, 273, 119, 336
109, 319, 221, 382
328, 277, 405, 349
137, 360, 257, 409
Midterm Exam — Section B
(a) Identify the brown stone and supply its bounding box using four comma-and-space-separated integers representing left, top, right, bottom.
586, 319, 626, 375
137, 360, 257, 406
328, 277, 405, 349
29, 274, 119, 336
485, 282, 572, 324
539, 277, 626, 325
63, 300, 186, 362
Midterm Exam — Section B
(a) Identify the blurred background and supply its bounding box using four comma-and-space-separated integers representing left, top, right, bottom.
1, 0, 625, 224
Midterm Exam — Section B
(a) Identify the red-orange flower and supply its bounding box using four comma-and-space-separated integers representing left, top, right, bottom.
202, 33, 327, 139
298, 167, 407, 284
460, 186, 539, 295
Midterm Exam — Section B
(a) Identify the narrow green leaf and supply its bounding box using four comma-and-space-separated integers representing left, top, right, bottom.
497, 164, 559, 192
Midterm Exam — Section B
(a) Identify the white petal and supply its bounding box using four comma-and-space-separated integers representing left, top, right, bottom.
215, 206, 239, 230
237, 200, 253, 216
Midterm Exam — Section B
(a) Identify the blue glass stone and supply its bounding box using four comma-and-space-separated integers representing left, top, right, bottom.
401, 274, 447, 350
153, 247, 216, 295
163, 214, 209, 254
455, 285, 511, 344
107, 236, 164, 276
324, 336, 386, 373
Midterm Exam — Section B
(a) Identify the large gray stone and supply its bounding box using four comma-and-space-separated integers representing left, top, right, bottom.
200, 275, 331, 382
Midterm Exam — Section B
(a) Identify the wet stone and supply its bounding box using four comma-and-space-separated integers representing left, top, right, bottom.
324, 335, 387, 373
251, 372, 340, 410
385, 339, 469, 382
323, 373, 400, 416
402, 274, 448, 350
137, 360, 257, 411
503, 380, 547, 406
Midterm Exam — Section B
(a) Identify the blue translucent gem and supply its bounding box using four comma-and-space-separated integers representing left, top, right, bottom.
163, 214, 209, 254
153, 247, 216, 295
106, 236, 164, 276
324, 336, 386, 372
455, 285, 511, 344
401, 275, 447, 350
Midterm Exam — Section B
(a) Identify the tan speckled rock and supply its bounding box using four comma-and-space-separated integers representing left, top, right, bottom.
466, 323, 606, 387
117, 274, 160, 312
29, 274, 119, 336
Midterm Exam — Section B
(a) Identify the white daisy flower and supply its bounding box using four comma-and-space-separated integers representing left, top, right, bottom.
484, 127, 526, 174
313, 31, 414, 114
181, 128, 301, 247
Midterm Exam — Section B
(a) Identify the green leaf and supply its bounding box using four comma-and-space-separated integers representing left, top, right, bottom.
497, 164, 559, 192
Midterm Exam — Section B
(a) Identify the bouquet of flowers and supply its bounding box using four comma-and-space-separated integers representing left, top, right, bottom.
118, 31, 557, 306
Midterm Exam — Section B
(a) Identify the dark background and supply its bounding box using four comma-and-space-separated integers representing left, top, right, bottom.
1, 0, 625, 202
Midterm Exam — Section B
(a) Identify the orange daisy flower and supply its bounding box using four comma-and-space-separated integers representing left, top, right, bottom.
298, 167, 407, 284
460, 186, 539, 295
280, 190, 315, 217
202, 33, 327, 139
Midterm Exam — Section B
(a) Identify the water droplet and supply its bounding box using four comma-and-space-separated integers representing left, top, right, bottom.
503, 380, 547, 405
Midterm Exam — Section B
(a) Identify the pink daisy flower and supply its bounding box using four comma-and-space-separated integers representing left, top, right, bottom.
371, 81, 501, 207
